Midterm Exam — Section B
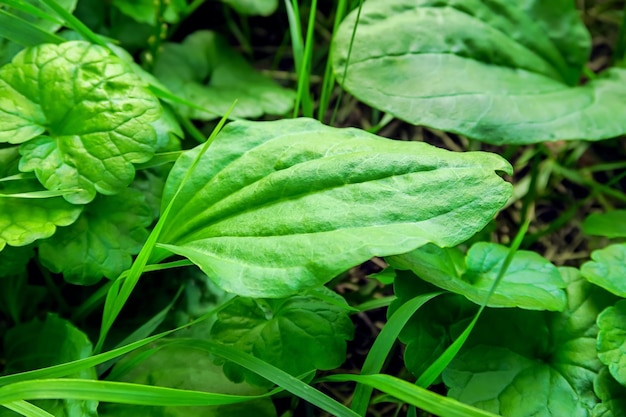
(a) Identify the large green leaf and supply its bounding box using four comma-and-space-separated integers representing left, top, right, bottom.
0, 41, 161, 204
442, 267, 616, 417
156, 118, 512, 297
0, 180, 82, 250
581, 243, 626, 297
153, 30, 294, 120
210, 290, 354, 386
597, 300, 626, 386
388, 242, 567, 311
2, 314, 97, 417
38, 188, 152, 285
332, 0, 626, 144
100, 341, 276, 417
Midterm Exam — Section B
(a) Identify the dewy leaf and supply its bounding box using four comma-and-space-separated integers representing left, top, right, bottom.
2, 314, 97, 417
583, 211, 626, 238
332, 0, 626, 145
388, 242, 567, 311
210, 292, 354, 386
37, 188, 152, 285
597, 300, 626, 386
219, 0, 279, 16
593, 367, 626, 417
442, 267, 616, 417
0, 180, 82, 251
153, 30, 294, 120
0, 41, 161, 204
100, 341, 276, 417
581, 243, 626, 297
156, 118, 512, 298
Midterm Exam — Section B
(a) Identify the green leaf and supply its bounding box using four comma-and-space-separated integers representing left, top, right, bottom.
153, 30, 294, 120
156, 118, 512, 297
111, 0, 184, 25
593, 367, 626, 417
0, 180, 82, 250
210, 292, 354, 386
581, 243, 626, 297
37, 188, 152, 285
2, 314, 97, 417
219, 0, 279, 16
597, 300, 626, 386
332, 0, 626, 145
0, 245, 32, 278
389, 242, 567, 311
442, 267, 615, 417
100, 341, 276, 417
0, 41, 161, 204
583, 211, 626, 238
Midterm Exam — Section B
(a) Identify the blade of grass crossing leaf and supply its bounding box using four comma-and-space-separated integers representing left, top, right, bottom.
322, 374, 500, 417
37, 0, 107, 47
0, 189, 83, 198
96, 103, 237, 353
0, 9, 64, 45
293, 0, 316, 117
1, 401, 54, 417
416, 217, 531, 387
351, 292, 442, 415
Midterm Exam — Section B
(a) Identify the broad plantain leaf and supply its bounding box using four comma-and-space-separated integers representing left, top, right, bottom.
153, 30, 294, 120
388, 242, 567, 311
210, 291, 354, 386
583, 211, 626, 238
37, 188, 152, 285
219, 0, 278, 16
0, 180, 82, 250
597, 300, 626, 386
332, 0, 626, 144
100, 341, 276, 417
581, 243, 626, 297
593, 367, 626, 417
2, 314, 97, 417
443, 267, 616, 417
0, 41, 161, 204
156, 118, 512, 297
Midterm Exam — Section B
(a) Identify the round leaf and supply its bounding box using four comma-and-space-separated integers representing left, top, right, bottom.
581, 243, 626, 297
597, 301, 626, 386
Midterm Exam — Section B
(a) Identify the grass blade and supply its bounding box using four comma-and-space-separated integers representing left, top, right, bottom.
0, 9, 63, 46
1, 401, 54, 417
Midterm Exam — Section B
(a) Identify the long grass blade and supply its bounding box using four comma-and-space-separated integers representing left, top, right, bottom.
293, 0, 316, 117
37, 0, 107, 47
1, 401, 54, 417
0, 9, 63, 45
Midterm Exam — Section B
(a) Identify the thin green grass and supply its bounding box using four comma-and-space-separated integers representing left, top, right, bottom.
1, 400, 54, 417
287, 0, 316, 117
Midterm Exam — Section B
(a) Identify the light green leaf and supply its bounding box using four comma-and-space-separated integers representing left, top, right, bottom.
0, 41, 161, 204
332, 0, 626, 144
2, 314, 97, 417
37, 188, 152, 285
210, 292, 354, 386
442, 267, 615, 417
389, 242, 567, 311
581, 243, 626, 297
219, 0, 278, 16
100, 341, 276, 417
156, 118, 512, 297
0, 180, 82, 251
593, 367, 626, 417
583, 211, 626, 238
597, 300, 626, 386
153, 30, 294, 120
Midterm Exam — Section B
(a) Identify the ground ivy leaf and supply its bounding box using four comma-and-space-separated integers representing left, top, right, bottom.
156, 118, 512, 298
0, 180, 82, 251
583, 211, 626, 238
332, 0, 626, 145
210, 292, 354, 386
153, 30, 294, 120
38, 188, 152, 285
597, 300, 626, 386
219, 0, 279, 16
100, 341, 276, 417
593, 367, 626, 417
388, 242, 567, 311
2, 314, 97, 417
442, 267, 616, 417
581, 243, 626, 297
0, 41, 161, 204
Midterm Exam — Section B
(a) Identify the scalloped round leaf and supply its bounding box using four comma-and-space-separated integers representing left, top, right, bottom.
38, 188, 152, 285
156, 118, 512, 298
153, 30, 294, 120
597, 300, 626, 386
594, 367, 626, 417
0, 41, 161, 204
581, 243, 626, 297
389, 242, 567, 311
0, 181, 82, 251
332, 0, 626, 145
210, 293, 354, 386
